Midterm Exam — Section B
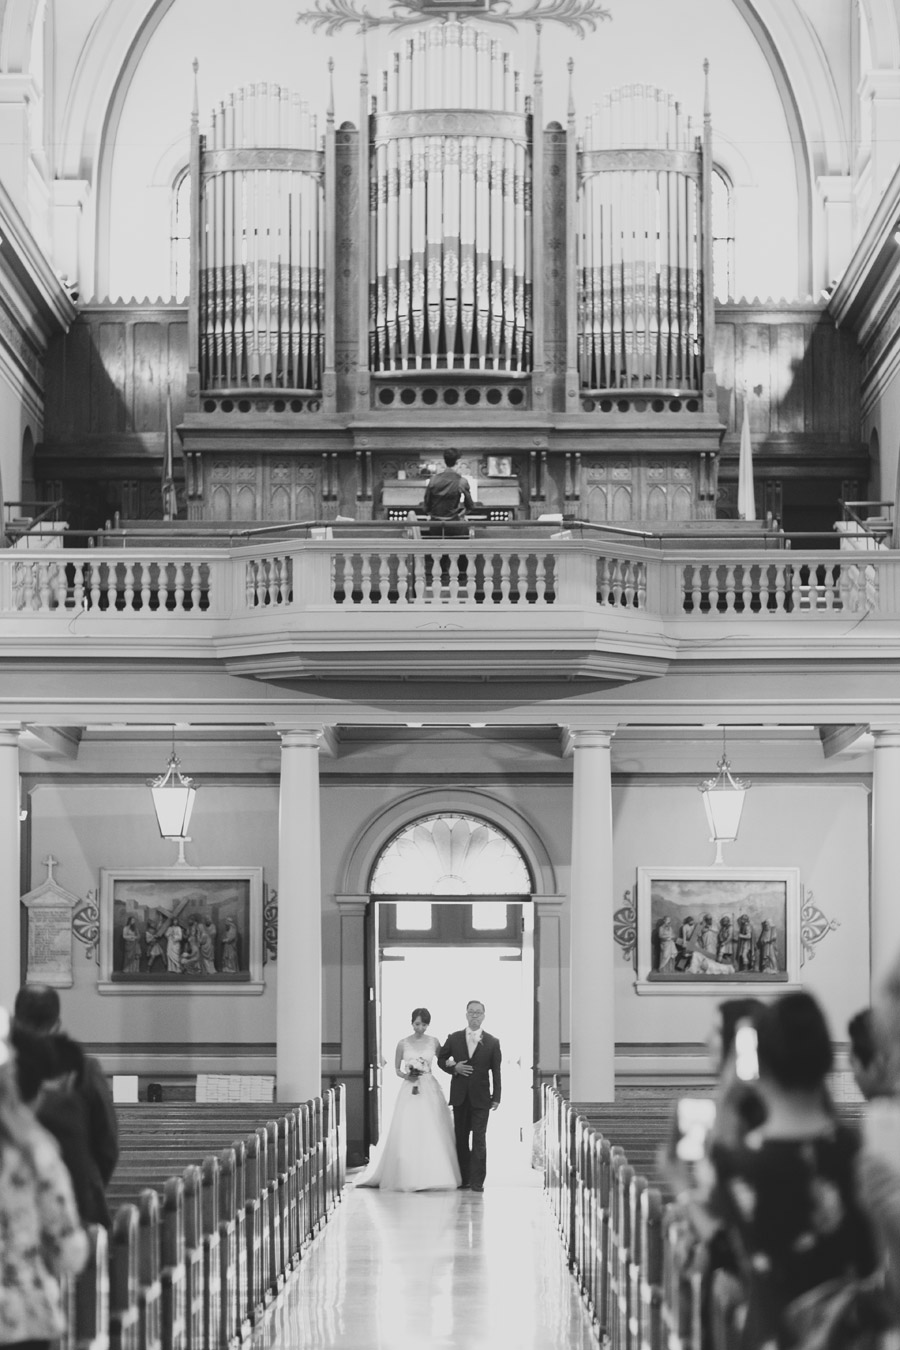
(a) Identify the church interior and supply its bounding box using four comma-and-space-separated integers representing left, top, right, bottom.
2, 0, 900, 1341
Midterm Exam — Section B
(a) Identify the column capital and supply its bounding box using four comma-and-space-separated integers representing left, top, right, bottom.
869, 727, 900, 748
334, 894, 369, 916
277, 725, 336, 755
561, 727, 615, 756
0, 727, 21, 748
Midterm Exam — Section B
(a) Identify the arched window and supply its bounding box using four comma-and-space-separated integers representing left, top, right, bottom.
170, 166, 191, 301
370, 812, 531, 933
370, 813, 531, 897
712, 168, 735, 301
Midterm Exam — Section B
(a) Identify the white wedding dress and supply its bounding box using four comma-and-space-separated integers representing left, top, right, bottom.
358, 1035, 462, 1192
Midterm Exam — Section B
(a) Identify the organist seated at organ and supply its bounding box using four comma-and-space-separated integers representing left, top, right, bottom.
423, 450, 474, 539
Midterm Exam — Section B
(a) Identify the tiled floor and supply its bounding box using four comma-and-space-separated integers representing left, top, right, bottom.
251, 1179, 596, 1349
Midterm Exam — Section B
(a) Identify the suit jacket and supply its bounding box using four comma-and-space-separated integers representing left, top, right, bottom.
437, 1029, 501, 1110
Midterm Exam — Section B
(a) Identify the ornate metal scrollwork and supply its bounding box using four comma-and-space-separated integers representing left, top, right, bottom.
296, 0, 611, 35
800, 887, 840, 966
613, 888, 637, 968
263, 888, 278, 964
72, 891, 100, 964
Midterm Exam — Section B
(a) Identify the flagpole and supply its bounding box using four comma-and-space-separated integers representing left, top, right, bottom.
737, 387, 756, 522
163, 384, 176, 521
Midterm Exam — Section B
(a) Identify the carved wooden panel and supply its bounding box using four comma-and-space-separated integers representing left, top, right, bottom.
580, 456, 699, 523
204, 456, 323, 522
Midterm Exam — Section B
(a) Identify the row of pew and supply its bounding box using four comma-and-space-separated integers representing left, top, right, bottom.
62, 1086, 346, 1350
543, 1083, 729, 1350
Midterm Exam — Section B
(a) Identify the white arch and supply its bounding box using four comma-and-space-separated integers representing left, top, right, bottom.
339, 788, 557, 899
0, 0, 39, 73
860, 0, 900, 69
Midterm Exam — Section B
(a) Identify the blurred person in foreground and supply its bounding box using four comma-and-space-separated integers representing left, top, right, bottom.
857, 959, 900, 1321
659, 998, 766, 1347
710, 991, 886, 1350
849, 1008, 892, 1103
0, 1006, 88, 1350
13, 985, 118, 1227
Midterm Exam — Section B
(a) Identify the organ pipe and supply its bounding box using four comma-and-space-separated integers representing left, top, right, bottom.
198, 81, 325, 391
577, 81, 708, 393
369, 21, 532, 372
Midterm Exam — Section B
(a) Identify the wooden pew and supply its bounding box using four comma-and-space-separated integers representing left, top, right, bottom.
638, 1186, 664, 1350
181, 1167, 205, 1350
67, 1225, 109, 1350
160, 1179, 186, 1350
136, 1191, 163, 1350
240, 1136, 264, 1324
109, 1207, 141, 1350
199, 1158, 223, 1350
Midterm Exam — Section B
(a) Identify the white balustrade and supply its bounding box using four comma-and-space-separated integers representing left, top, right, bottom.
0, 542, 894, 629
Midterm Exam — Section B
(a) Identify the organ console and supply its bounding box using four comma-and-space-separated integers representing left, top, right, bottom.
181, 22, 722, 525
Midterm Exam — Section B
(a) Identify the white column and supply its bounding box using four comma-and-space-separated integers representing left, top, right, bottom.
569, 730, 615, 1101
0, 729, 20, 1010
871, 729, 900, 987
277, 730, 323, 1102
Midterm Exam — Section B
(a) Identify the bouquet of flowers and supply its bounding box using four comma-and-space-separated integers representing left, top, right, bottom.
406, 1055, 429, 1094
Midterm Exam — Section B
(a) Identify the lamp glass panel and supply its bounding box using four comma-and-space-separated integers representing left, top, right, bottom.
151, 784, 196, 839
702, 785, 745, 842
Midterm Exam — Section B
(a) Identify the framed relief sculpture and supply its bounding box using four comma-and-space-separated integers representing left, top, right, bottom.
635, 866, 801, 996
98, 867, 264, 994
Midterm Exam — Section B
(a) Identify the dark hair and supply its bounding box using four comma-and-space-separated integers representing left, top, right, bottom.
717, 997, 765, 1061
443, 450, 460, 467
848, 1008, 877, 1069
411, 1007, 431, 1025
466, 1000, 485, 1013
11, 1026, 83, 1104
13, 985, 61, 1034
757, 991, 832, 1090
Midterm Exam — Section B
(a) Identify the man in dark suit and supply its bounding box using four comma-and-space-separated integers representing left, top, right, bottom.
437, 999, 501, 1192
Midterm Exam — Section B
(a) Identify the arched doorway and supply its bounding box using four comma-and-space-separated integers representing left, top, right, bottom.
365, 812, 536, 1176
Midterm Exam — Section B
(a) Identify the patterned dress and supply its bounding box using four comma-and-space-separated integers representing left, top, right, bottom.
0, 1126, 88, 1344
711, 1125, 878, 1349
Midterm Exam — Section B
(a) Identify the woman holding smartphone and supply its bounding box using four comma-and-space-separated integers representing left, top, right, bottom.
710, 991, 883, 1350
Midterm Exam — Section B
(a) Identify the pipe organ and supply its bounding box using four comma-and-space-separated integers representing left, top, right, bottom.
196, 82, 325, 391
369, 24, 531, 372
577, 83, 711, 394
181, 25, 722, 526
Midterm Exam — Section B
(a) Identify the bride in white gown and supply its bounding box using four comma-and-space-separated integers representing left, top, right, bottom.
358, 1008, 462, 1191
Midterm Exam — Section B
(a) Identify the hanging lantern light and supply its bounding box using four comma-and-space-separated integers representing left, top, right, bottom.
699, 731, 749, 865
148, 732, 197, 841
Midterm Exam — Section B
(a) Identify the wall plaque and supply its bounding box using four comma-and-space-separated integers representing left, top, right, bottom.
21, 856, 78, 988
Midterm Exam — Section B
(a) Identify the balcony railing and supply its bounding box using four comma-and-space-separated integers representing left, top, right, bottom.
0, 536, 891, 621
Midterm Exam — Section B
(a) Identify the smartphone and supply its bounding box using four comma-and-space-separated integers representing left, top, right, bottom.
675, 1097, 717, 1163
734, 1022, 759, 1082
